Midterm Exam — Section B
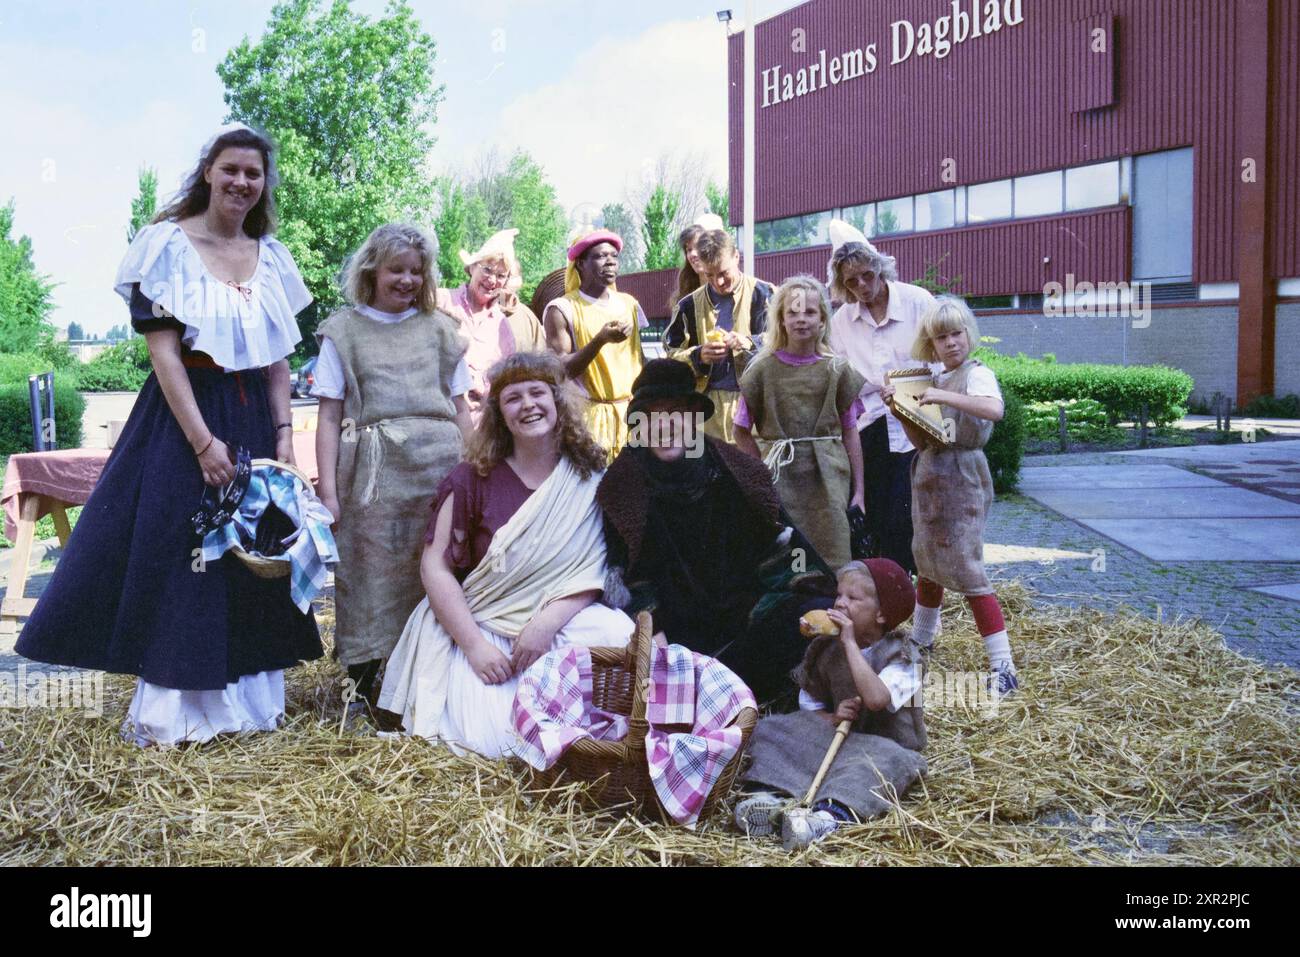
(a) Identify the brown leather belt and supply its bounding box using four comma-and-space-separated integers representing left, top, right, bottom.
181, 351, 222, 370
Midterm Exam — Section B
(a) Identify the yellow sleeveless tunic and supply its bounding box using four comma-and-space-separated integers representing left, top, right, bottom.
564, 289, 645, 461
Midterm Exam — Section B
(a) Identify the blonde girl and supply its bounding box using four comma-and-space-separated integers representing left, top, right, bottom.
885, 295, 1019, 695
735, 275, 865, 568
314, 223, 472, 711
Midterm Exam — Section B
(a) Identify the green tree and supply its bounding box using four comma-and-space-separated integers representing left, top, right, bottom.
217, 0, 445, 352
641, 185, 681, 271
127, 166, 158, 244
875, 209, 900, 235
431, 177, 489, 289
66, 321, 84, 341
483, 152, 566, 303
0, 200, 57, 354
705, 181, 729, 225
912, 254, 963, 296
601, 202, 642, 271
435, 150, 567, 303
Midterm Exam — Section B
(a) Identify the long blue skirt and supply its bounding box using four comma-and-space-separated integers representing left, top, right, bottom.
16, 365, 323, 690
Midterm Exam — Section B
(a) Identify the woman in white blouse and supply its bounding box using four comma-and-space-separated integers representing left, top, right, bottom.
17, 123, 323, 746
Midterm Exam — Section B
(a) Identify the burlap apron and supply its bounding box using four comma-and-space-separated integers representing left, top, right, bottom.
318, 307, 466, 665
910, 359, 995, 595
741, 355, 864, 569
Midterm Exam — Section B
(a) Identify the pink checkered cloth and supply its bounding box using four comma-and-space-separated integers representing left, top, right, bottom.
513, 643, 756, 826
1, 434, 318, 544
2, 449, 110, 542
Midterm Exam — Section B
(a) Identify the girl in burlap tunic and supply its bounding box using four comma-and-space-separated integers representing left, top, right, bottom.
886, 296, 1020, 695
314, 224, 473, 709
735, 276, 865, 569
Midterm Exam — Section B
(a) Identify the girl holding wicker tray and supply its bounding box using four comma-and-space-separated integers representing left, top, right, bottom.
313, 224, 474, 714
884, 296, 1020, 696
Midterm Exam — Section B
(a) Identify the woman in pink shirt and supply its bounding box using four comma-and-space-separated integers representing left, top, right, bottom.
436, 228, 548, 422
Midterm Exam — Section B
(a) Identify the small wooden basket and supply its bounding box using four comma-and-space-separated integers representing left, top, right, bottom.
530, 611, 759, 822
230, 458, 315, 579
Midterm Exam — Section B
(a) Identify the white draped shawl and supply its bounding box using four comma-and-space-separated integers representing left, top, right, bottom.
377, 456, 611, 742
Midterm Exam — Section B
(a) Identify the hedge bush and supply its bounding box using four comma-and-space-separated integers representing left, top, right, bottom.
1243, 393, 1300, 419
1025, 397, 1117, 442
0, 351, 55, 385
0, 378, 85, 454
986, 390, 1026, 493
75, 338, 152, 392
977, 348, 1193, 426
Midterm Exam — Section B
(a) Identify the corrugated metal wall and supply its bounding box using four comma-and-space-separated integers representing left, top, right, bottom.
620, 207, 1129, 320
1272, 0, 1299, 278
724, 0, 1290, 284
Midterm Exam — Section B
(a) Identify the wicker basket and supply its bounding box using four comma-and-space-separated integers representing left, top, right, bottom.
230, 458, 316, 580
530, 611, 759, 822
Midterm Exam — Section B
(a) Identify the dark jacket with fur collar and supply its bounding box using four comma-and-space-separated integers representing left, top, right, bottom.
598, 437, 781, 572
597, 438, 835, 648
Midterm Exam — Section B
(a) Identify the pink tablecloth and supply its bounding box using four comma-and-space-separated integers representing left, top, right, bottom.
3, 433, 318, 542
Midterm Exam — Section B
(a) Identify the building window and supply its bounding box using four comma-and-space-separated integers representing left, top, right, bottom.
748, 156, 1133, 256
753, 211, 830, 253
915, 189, 956, 231
967, 179, 1012, 223
874, 196, 914, 235
1066, 161, 1120, 211
841, 202, 875, 237
1014, 171, 1064, 218
967, 295, 1015, 310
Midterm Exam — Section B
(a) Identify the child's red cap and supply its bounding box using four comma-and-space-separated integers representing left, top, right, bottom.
863, 558, 916, 631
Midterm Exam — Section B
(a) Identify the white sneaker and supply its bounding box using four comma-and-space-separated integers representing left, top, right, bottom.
734, 791, 786, 838
781, 809, 840, 851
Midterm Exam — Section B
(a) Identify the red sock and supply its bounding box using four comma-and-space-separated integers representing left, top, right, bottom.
916, 578, 944, 608
966, 593, 1006, 637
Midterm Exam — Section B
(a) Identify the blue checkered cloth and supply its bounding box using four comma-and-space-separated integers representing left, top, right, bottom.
201, 466, 339, 612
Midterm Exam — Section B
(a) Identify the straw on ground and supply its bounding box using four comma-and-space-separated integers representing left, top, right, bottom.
2, 582, 1296, 866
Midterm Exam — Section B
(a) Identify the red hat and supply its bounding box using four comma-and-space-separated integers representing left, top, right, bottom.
861, 558, 916, 632
567, 229, 623, 261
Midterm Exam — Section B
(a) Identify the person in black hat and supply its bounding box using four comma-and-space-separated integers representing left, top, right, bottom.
596, 359, 837, 705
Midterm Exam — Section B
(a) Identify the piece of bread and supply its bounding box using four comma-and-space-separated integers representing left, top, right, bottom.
799, 609, 840, 638
705, 328, 727, 344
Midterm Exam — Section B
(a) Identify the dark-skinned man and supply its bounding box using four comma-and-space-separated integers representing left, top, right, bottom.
543, 229, 647, 461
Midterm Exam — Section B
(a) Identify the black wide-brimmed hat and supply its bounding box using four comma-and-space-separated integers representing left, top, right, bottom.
627, 358, 715, 422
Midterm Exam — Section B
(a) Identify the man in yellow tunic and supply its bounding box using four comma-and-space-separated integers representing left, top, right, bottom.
543, 229, 646, 461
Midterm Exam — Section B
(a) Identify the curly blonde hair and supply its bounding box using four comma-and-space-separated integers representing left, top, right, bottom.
464, 352, 608, 479
341, 223, 439, 313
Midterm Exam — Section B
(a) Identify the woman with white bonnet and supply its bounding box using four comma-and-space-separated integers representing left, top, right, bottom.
826, 220, 938, 574
17, 122, 322, 745
436, 229, 547, 422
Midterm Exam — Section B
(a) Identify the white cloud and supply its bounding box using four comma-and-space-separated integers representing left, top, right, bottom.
1, 33, 226, 336
491, 19, 729, 218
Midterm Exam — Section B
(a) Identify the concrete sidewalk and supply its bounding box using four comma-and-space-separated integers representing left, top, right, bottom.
989, 439, 1300, 670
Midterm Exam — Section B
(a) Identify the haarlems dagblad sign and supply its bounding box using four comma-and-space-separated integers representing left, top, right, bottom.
762, 0, 1026, 108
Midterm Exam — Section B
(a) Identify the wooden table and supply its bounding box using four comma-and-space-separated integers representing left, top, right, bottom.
1, 433, 318, 635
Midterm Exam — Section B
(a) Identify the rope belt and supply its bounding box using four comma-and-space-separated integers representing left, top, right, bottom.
358, 419, 410, 505
762, 435, 841, 483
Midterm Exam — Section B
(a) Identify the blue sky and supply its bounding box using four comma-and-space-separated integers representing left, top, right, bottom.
1, 0, 793, 334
